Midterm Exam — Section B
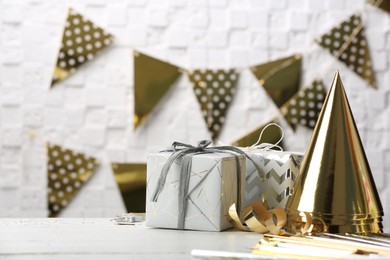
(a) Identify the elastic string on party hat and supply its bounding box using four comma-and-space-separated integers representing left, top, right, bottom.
248, 123, 284, 151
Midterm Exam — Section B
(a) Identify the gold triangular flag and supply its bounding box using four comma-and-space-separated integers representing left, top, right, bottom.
51, 8, 114, 87
251, 54, 302, 108
369, 0, 390, 14
231, 118, 284, 149
285, 72, 383, 234
317, 14, 376, 88
134, 51, 182, 129
188, 69, 239, 140
281, 80, 327, 131
111, 163, 146, 213
47, 143, 99, 217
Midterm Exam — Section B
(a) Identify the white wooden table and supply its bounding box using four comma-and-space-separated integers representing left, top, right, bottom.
0, 218, 265, 260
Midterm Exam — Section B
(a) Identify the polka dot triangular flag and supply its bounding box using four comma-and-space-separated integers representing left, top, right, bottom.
47, 143, 99, 217
51, 8, 114, 87
111, 163, 147, 213
250, 54, 302, 108
134, 51, 182, 129
188, 69, 239, 140
281, 80, 327, 131
316, 14, 376, 88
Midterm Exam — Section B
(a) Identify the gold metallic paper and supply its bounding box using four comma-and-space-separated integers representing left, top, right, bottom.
134, 51, 182, 129
317, 14, 376, 88
281, 80, 327, 130
47, 143, 99, 217
111, 163, 147, 213
369, 0, 390, 14
187, 69, 240, 140
228, 202, 286, 235
251, 54, 302, 108
253, 234, 390, 259
285, 71, 383, 235
230, 118, 284, 149
51, 8, 114, 87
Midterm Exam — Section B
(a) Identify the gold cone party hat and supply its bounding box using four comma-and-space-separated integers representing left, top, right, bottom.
285, 71, 383, 235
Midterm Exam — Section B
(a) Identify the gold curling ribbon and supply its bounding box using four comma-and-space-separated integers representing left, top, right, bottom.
228, 201, 287, 235
287, 211, 314, 235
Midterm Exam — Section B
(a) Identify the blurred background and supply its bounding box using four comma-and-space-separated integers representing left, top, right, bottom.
0, 0, 389, 231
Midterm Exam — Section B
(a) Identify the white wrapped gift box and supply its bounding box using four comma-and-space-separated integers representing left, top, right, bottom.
146, 152, 245, 231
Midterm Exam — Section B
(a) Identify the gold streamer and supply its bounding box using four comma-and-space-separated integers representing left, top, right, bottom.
47, 143, 99, 217
134, 51, 182, 129
228, 201, 287, 235
111, 163, 147, 213
316, 14, 376, 88
51, 8, 114, 87
284, 71, 383, 235
187, 69, 240, 140
251, 54, 302, 108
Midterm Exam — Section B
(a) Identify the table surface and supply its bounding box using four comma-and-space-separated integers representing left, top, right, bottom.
0, 218, 265, 260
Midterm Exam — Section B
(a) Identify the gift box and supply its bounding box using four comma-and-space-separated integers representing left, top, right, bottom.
146, 151, 245, 231
244, 150, 304, 209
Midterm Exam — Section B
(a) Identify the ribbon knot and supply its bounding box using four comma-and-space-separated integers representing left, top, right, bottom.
197, 140, 212, 148
171, 140, 211, 152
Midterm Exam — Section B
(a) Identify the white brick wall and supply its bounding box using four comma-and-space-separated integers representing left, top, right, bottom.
0, 0, 389, 231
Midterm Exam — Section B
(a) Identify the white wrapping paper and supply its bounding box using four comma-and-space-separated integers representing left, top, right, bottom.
146, 152, 245, 231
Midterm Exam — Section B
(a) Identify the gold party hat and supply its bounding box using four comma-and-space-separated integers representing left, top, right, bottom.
285, 71, 383, 233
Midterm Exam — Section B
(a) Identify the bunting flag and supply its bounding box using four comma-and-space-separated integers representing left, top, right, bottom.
47, 143, 99, 217
187, 69, 240, 140
134, 51, 182, 129
250, 54, 302, 108
369, 0, 390, 14
111, 163, 147, 213
230, 118, 284, 149
316, 14, 376, 88
281, 80, 327, 131
51, 8, 114, 87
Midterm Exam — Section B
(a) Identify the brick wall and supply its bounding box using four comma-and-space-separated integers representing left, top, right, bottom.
0, 0, 389, 231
